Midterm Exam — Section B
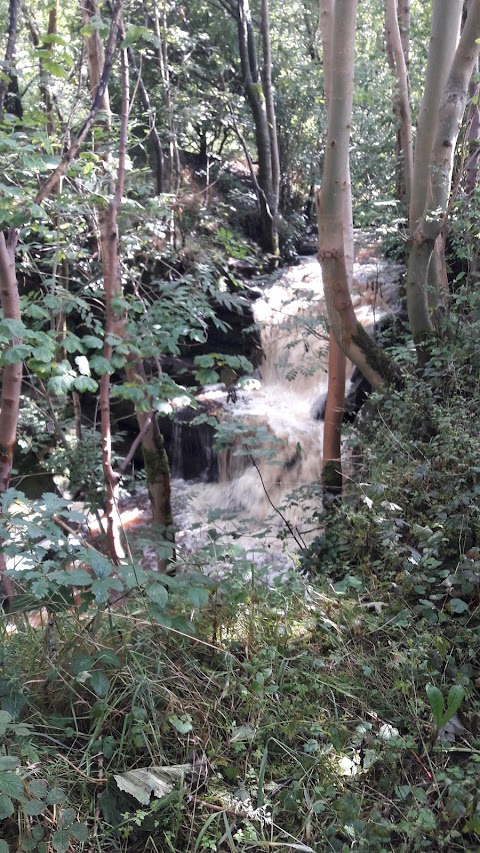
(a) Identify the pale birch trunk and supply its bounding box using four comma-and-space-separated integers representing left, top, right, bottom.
407, 0, 463, 335
407, 0, 480, 349
317, 0, 399, 392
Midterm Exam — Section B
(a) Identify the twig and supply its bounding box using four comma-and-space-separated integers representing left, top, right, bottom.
248, 454, 306, 548
119, 412, 153, 474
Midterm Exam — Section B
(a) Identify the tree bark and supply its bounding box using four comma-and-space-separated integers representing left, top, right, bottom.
236, 0, 279, 254
260, 0, 280, 213
384, 0, 413, 204
127, 47, 165, 194
0, 0, 19, 119
407, 0, 480, 349
83, 2, 175, 567
319, 0, 347, 497
317, 0, 400, 391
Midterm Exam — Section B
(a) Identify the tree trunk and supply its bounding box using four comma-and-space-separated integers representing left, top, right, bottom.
260, 0, 280, 212
319, 0, 347, 497
0, 230, 22, 603
465, 55, 480, 194
83, 2, 175, 566
384, 0, 413, 204
407, 0, 480, 350
236, 0, 279, 254
0, 0, 19, 119
317, 0, 400, 391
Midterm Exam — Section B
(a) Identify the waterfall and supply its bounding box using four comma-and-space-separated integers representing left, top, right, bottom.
169, 235, 403, 565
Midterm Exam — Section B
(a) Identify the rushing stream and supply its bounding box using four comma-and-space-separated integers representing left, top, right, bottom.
129, 232, 404, 576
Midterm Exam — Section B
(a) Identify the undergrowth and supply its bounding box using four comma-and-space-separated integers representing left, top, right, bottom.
1, 291, 480, 852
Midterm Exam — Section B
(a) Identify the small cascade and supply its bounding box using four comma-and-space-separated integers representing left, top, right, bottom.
168, 235, 403, 560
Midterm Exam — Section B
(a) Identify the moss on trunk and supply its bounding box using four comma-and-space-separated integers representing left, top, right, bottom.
322, 459, 343, 498
351, 322, 403, 388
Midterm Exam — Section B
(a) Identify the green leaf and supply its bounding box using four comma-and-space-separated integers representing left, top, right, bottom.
54, 568, 92, 587
46, 787, 66, 806
73, 375, 98, 393
42, 60, 68, 79
31, 345, 54, 362
0, 838, 10, 853
48, 373, 75, 395
442, 685, 466, 727
187, 586, 210, 608
89, 671, 110, 698
2, 344, 31, 364
41, 33, 69, 46
0, 757, 20, 771
29, 780, 48, 799
0, 793, 14, 819
168, 714, 193, 734
0, 771, 25, 800
24, 303, 49, 320
426, 684, 444, 729
90, 355, 114, 375
0, 711, 12, 738
81, 335, 103, 349
195, 368, 219, 385
91, 576, 122, 604
52, 828, 70, 853
69, 823, 89, 843
23, 799, 46, 816
447, 598, 469, 614
146, 583, 168, 608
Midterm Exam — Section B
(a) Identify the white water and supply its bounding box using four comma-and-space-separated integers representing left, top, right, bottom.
169, 237, 403, 570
